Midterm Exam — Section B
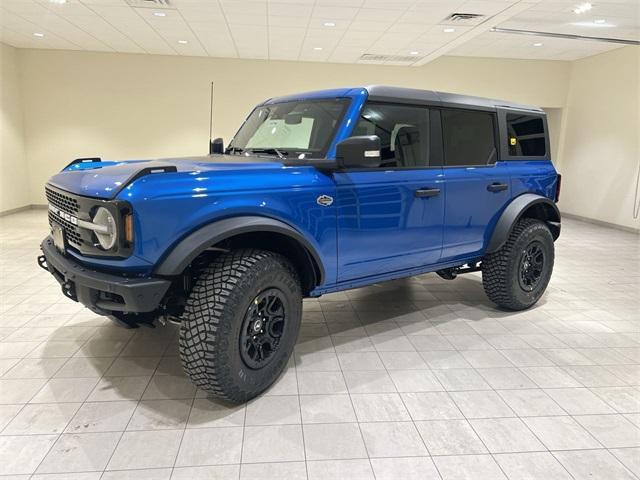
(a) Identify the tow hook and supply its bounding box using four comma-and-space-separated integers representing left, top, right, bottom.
37, 255, 48, 272
62, 280, 76, 301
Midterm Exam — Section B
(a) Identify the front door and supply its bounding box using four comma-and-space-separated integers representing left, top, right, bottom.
334, 102, 444, 283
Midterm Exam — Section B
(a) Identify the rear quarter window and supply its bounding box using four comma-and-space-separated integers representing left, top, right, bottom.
506, 114, 546, 157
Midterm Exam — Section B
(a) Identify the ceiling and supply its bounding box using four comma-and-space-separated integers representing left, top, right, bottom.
0, 0, 638, 65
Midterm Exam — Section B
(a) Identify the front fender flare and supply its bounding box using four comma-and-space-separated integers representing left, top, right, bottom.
486, 194, 561, 254
153, 216, 325, 284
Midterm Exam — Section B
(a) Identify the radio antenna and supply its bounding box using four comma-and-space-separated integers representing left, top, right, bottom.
208, 82, 214, 154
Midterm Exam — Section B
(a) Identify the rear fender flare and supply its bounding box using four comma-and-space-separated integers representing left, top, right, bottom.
486, 194, 561, 254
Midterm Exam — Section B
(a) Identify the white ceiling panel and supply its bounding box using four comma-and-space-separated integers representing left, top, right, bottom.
0, 0, 637, 64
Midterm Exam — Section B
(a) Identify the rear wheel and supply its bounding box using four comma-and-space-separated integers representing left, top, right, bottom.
482, 218, 554, 310
179, 249, 302, 403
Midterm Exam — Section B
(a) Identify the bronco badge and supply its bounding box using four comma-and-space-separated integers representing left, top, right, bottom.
316, 195, 334, 207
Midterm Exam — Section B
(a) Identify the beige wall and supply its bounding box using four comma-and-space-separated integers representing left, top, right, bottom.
8, 45, 639, 230
556, 46, 640, 230
15, 48, 571, 205
0, 43, 29, 212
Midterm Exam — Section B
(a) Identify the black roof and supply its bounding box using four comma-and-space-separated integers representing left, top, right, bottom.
364, 85, 544, 113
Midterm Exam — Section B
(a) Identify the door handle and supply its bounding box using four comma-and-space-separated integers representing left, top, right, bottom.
415, 188, 441, 198
487, 182, 508, 193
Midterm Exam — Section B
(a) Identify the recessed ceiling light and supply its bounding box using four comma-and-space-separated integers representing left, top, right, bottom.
594, 18, 606, 24
48, 0, 67, 4
533, 42, 543, 47
313, 47, 323, 51
153, 11, 166, 17
573, 2, 592, 14
443, 28, 456, 33
323, 22, 336, 27
409, 51, 419, 55
33, 32, 45, 37
178, 40, 188, 44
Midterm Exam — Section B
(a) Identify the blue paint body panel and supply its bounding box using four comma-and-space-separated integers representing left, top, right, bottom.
43, 86, 559, 297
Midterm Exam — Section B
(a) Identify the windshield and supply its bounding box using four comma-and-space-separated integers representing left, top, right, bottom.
227, 98, 350, 159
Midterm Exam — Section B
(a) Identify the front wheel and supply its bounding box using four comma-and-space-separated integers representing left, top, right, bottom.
482, 218, 555, 311
179, 249, 302, 403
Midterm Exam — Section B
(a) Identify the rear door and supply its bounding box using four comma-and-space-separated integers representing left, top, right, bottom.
334, 102, 444, 282
440, 108, 512, 261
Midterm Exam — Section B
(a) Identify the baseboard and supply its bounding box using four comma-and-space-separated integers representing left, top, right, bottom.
561, 212, 640, 234
0, 204, 47, 217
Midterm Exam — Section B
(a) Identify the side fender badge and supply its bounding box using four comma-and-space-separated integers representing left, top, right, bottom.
316, 195, 334, 207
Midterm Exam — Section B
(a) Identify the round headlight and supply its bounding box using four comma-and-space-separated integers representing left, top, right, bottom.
93, 206, 117, 250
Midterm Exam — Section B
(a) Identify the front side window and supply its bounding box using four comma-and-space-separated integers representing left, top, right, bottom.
442, 109, 497, 167
507, 113, 546, 157
352, 103, 430, 168
228, 99, 349, 158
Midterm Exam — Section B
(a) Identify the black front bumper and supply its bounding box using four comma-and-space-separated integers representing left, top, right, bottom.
39, 237, 171, 315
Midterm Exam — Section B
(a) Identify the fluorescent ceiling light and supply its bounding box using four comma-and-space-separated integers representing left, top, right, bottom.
409, 51, 419, 55
594, 19, 606, 24
533, 42, 543, 46
33, 32, 45, 37
571, 21, 615, 28
323, 22, 336, 27
313, 47, 323, 51
153, 11, 166, 17
573, 3, 592, 14
443, 28, 455, 33
48, 0, 67, 4
178, 40, 188, 44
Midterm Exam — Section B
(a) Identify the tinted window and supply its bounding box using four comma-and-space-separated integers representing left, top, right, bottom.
507, 114, 546, 156
352, 103, 430, 168
442, 109, 497, 166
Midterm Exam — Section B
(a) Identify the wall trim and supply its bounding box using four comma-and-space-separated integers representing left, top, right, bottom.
0, 204, 47, 217
561, 212, 639, 234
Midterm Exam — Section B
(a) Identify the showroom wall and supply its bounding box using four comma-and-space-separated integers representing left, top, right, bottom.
15, 48, 570, 205
0, 43, 29, 213
3, 43, 638, 231
556, 46, 640, 230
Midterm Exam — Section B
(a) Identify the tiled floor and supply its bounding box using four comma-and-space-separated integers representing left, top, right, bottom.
0, 210, 639, 480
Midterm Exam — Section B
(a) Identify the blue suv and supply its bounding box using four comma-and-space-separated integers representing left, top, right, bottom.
39, 86, 561, 402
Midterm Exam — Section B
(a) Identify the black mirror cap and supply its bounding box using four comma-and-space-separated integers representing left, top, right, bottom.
335, 135, 381, 169
210, 138, 224, 155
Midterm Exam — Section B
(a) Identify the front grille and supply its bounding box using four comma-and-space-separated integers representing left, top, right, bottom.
45, 186, 83, 248
46, 187, 79, 214
47, 211, 83, 247
44, 184, 132, 258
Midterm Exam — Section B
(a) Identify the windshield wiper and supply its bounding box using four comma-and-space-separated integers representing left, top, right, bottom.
245, 148, 288, 159
226, 146, 245, 155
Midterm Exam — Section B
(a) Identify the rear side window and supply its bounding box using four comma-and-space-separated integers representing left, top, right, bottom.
506, 114, 546, 156
442, 109, 497, 166
352, 103, 430, 168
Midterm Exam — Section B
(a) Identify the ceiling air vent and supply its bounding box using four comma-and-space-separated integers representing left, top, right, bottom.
441, 12, 486, 25
125, 0, 173, 8
359, 54, 422, 64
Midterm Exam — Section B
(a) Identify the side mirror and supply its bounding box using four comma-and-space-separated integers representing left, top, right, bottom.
209, 137, 224, 155
335, 135, 381, 169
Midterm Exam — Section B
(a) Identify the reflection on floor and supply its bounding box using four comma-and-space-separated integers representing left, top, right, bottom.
0, 210, 639, 479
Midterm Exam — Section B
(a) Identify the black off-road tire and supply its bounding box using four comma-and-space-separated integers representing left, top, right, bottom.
179, 249, 302, 403
482, 218, 554, 311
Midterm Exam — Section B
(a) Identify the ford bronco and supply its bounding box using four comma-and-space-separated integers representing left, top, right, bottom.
38, 86, 561, 402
